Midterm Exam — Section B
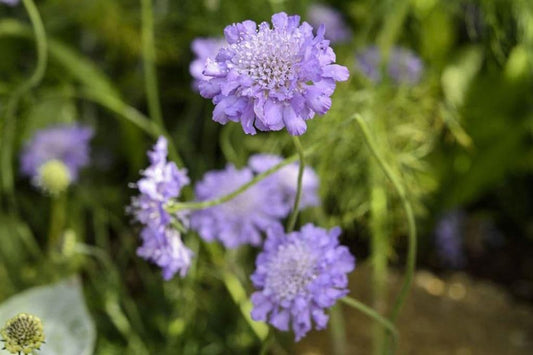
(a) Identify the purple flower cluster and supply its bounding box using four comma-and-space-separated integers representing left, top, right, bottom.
190, 164, 289, 249
130, 137, 193, 279
434, 210, 466, 269
251, 224, 355, 341
356, 46, 424, 85
307, 4, 351, 44
20, 124, 93, 184
190, 37, 226, 90
248, 154, 320, 209
198, 12, 349, 136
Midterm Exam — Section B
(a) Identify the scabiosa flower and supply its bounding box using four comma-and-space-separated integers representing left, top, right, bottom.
307, 4, 351, 44
190, 164, 289, 248
198, 12, 349, 136
248, 154, 320, 209
434, 210, 466, 269
356, 46, 424, 85
20, 124, 93, 192
251, 224, 355, 341
190, 37, 226, 90
1, 313, 45, 354
129, 137, 193, 279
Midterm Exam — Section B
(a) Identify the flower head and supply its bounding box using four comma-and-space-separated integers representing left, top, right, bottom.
356, 46, 424, 85
20, 124, 93, 190
190, 164, 290, 248
307, 4, 351, 44
190, 37, 226, 90
248, 154, 320, 209
1, 313, 45, 354
198, 12, 349, 136
129, 137, 193, 279
251, 224, 355, 341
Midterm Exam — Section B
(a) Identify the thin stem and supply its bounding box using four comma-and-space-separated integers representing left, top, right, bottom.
354, 114, 417, 322
286, 136, 304, 232
167, 144, 318, 212
1, 0, 47, 206
47, 192, 66, 252
340, 296, 398, 354
330, 303, 348, 355
140, 0, 183, 166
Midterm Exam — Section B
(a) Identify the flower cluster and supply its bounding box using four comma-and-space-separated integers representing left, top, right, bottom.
248, 154, 320, 209
20, 124, 93, 194
197, 12, 349, 136
307, 4, 351, 44
250, 224, 355, 341
129, 137, 193, 279
1, 313, 45, 354
356, 46, 424, 85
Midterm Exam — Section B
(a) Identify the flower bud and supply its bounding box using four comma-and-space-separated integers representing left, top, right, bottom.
1, 313, 45, 354
36, 159, 71, 195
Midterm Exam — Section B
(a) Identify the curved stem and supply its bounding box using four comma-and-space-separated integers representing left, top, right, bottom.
286, 136, 304, 232
354, 114, 417, 321
140, 0, 183, 166
340, 296, 398, 354
1, 0, 47, 205
167, 144, 318, 212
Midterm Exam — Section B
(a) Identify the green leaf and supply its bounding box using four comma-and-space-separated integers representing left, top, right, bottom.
0, 277, 96, 355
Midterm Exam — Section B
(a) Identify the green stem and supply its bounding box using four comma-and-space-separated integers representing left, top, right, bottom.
354, 114, 417, 322
47, 192, 66, 252
167, 144, 318, 212
340, 296, 398, 354
286, 136, 304, 232
140, 0, 183, 166
330, 303, 348, 355
1, 0, 47, 206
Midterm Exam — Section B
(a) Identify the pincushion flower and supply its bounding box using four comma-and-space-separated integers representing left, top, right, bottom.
129, 137, 193, 279
190, 164, 289, 248
0, 0, 19, 6
250, 224, 355, 341
248, 154, 320, 209
1, 313, 45, 354
356, 46, 424, 85
20, 124, 93, 192
435, 210, 466, 269
307, 4, 351, 44
198, 12, 349, 136
190, 37, 226, 90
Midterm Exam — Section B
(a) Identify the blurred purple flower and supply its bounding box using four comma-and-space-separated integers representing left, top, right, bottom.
190, 164, 290, 249
190, 37, 226, 90
435, 210, 466, 269
138, 226, 193, 279
251, 223, 355, 341
356, 46, 424, 85
307, 4, 351, 44
20, 124, 93, 184
248, 153, 320, 209
129, 137, 193, 279
0, 0, 19, 6
198, 12, 349, 136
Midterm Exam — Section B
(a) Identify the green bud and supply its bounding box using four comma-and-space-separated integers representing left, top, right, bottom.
37, 160, 71, 195
1, 313, 45, 354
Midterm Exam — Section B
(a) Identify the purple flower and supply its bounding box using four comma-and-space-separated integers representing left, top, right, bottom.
198, 12, 349, 136
434, 210, 466, 269
129, 137, 193, 279
356, 46, 424, 85
190, 37, 226, 90
137, 227, 194, 279
190, 164, 290, 248
250, 224, 355, 341
307, 4, 351, 44
248, 154, 320, 209
0, 0, 19, 6
20, 124, 93, 184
